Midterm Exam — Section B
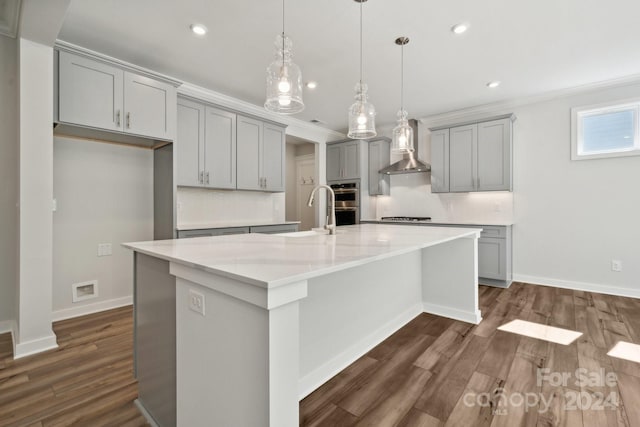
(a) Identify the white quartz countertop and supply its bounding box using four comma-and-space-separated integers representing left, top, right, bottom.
177, 220, 301, 231
124, 224, 481, 288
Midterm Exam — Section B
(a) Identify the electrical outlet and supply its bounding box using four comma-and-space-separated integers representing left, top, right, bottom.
611, 260, 622, 272
97, 243, 112, 257
189, 289, 205, 316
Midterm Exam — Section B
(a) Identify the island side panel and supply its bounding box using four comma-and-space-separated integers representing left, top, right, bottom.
421, 235, 482, 324
298, 251, 423, 398
175, 277, 301, 427
134, 252, 177, 426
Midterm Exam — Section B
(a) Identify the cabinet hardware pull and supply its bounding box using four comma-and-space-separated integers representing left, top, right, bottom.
115, 110, 121, 127
126, 112, 131, 129
199, 171, 204, 184
205, 172, 210, 185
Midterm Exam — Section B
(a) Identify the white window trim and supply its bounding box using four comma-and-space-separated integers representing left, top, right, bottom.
571, 98, 640, 160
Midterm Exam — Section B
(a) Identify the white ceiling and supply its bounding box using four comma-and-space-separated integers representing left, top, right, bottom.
58, 0, 640, 132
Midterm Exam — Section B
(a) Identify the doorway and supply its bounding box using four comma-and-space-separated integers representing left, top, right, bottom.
285, 138, 316, 231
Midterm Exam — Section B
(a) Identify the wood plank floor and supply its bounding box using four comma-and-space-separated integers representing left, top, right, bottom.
300, 283, 640, 427
0, 306, 148, 427
2, 283, 640, 426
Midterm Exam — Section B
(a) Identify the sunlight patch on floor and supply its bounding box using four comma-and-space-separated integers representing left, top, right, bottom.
497, 319, 582, 345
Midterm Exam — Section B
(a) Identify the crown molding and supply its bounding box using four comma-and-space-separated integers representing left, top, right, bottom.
419, 73, 640, 127
179, 83, 344, 143
0, 0, 21, 38
55, 40, 183, 87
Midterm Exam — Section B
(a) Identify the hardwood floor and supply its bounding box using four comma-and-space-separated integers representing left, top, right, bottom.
300, 283, 640, 427
2, 283, 639, 426
0, 306, 148, 427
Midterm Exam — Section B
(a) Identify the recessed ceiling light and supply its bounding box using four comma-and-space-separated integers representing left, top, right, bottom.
190, 24, 208, 36
486, 81, 501, 89
306, 81, 318, 89
451, 23, 469, 34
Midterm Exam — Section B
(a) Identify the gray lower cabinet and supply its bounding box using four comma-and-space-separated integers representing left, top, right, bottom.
250, 224, 299, 234
363, 221, 512, 287
134, 253, 176, 426
177, 227, 250, 238
430, 115, 513, 193
177, 224, 298, 238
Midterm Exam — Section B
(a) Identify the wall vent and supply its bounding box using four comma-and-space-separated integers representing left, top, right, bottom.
72, 280, 99, 303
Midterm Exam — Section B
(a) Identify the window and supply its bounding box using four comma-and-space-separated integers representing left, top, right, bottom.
571, 100, 640, 160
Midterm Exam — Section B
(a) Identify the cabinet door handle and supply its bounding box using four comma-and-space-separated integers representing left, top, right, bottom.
205, 172, 210, 185
115, 110, 121, 127
126, 112, 131, 129
264, 177, 267, 188
199, 171, 204, 184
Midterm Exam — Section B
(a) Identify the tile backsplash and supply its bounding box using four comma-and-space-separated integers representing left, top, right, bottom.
177, 187, 285, 227
375, 173, 514, 222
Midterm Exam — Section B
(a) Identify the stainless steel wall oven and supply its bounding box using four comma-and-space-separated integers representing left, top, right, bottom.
330, 181, 359, 226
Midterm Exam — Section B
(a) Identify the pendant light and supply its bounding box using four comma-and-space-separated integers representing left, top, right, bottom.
265, 0, 304, 114
391, 37, 413, 153
347, 0, 376, 139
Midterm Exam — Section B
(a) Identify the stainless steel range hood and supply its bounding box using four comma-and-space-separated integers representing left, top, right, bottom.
379, 119, 431, 175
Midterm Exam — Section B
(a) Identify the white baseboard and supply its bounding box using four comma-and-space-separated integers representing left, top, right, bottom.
135, 399, 160, 427
423, 302, 483, 324
297, 303, 423, 400
513, 274, 640, 299
52, 296, 133, 322
14, 333, 58, 359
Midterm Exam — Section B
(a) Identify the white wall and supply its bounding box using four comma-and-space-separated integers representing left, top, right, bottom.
52, 137, 154, 317
413, 82, 640, 296
0, 35, 18, 326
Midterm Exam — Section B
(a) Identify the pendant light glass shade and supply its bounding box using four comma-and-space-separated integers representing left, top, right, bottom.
265, 0, 304, 114
391, 109, 413, 153
348, 82, 376, 139
347, 0, 376, 139
391, 36, 413, 153
265, 34, 304, 114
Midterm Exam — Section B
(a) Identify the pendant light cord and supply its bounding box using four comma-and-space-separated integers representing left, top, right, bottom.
400, 43, 404, 111
359, 0, 363, 85
282, 0, 285, 69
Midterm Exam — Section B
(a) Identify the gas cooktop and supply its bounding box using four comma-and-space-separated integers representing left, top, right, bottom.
380, 216, 432, 222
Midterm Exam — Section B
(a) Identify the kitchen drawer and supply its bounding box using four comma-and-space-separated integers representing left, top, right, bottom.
480, 226, 506, 239
250, 224, 299, 234
178, 227, 250, 238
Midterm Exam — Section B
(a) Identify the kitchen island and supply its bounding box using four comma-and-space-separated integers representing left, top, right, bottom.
124, 224, 482, 427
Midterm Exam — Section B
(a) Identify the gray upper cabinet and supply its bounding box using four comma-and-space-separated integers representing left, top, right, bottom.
205, 106, 236, 189
177, 100, 236, 189
430, 115, 513, 193
368, 138, 391, 196
237, 116, 264, 191
262, 124, 285, 192
58, 51, 124, 132
477, 118, 512, 191
449, 124, 477, 192
430, 129, 450, 193
123, 72, 176, 141
326, 140, 360, 181
176, 99, 204, 187
237, 115, 285, 192
57, 50, 176, 141
326, 145, 343, 181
